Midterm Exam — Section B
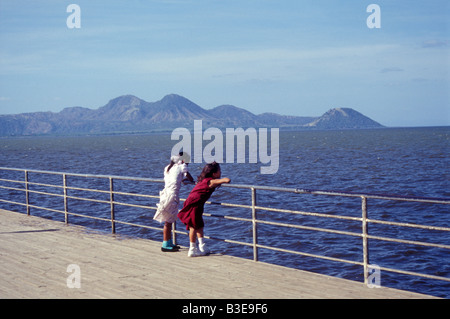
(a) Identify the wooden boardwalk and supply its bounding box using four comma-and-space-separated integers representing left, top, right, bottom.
0, 209, 437, 299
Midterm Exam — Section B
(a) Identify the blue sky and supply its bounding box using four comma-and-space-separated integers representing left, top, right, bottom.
0, 0, 448, 127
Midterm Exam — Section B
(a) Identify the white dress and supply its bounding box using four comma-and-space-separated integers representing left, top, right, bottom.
153, 162, 188, 223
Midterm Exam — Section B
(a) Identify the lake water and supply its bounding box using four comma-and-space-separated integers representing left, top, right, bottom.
0, 126, 449, 297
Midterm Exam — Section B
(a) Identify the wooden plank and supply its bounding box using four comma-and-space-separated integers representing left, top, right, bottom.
0, 209, 438, 299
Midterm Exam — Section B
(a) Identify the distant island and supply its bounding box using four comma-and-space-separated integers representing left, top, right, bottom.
0, 94, 384, 136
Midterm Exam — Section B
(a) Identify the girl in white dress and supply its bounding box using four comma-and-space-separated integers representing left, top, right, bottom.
154, 152, 194, 251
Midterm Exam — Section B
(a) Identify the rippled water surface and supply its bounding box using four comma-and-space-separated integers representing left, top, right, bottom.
1, 127, 449, 297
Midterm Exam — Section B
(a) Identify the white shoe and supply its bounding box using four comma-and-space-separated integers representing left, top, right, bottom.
199, 243, 210, 255
188, 247, 206, 257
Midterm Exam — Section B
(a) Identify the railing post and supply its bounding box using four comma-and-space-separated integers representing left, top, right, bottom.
361, 196, 369, 285
172, 221, 177, 246
110, 177, 115, 234
24, 170, 30, 216
63, 174, 68, 224
251, 187, 258, 261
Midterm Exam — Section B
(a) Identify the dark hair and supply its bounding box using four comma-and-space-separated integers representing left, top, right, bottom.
197, 161, 221, 183
167, 151, 185, 173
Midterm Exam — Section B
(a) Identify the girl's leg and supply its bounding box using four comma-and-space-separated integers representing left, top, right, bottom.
188, 227, 197, 256
163, 222, 172, 241
196, 228, 210, 254
189, 226, 197, 245
188, 227, 208, 256
189, 227, 204, 244
196, 227, 204, 240
162, 222, 178, 251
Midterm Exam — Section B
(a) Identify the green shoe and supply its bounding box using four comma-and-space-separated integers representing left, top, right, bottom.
168, 239, 180, 250
162, 240, 180, 252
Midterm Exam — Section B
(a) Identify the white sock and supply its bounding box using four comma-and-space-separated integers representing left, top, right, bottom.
190, 242, 196, 249
198, 237, 205, 245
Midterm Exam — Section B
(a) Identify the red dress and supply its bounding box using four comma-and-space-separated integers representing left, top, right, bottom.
178, 177, 215, 230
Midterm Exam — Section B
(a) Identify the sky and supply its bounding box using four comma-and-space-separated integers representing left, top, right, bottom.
0, 0, 449, 127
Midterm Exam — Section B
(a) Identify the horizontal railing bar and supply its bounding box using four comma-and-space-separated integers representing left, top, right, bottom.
27, 204, 66, 215
254, 205, 363, 222
0, 198, 27, 207
66, 186, 160, 200
367, 234, 450, 250
204, 234, 364, 267
0, 167, 65, 175
32, 204, 153, 226
1, 181, 160, 202
206, 201, 363, 223
0, 186, 65, 198
67, 196, 156, 210
110, 190, 160, 200
27, 181, 64, 189
10, 182, 161, 202
367, 218, 450, 232
0, 185, 26, 192
204, 213, 253, 223
205, 235, 254, 247
0, 178, 26, 185
205, 214, 450, 250
255, 243, 364, 266
28, 189, 64, 198
260, 242, 450, 283
173, 228, 189, 237
295, 189, 450, 204
221, 183, 450, 204
112, 201, 157, 210
206, 200, 252, 209
0, 185, 156, 205
292, 188, 450, 204
66, 185, 108, 194
113, 219, 165, 232
378, 265, 450, 283
65, 185, 160, 200
13, 202, 111, 223
0, 200, 117, 226
0, 166, 165, 183
2, 166, 449, 204
256, 219, 362, 238
65, 195, 110, 205
362, 194, 450, 204
63, 211, 112, 223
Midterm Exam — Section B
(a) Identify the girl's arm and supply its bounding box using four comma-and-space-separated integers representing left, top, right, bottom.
184, 171, 194, 183
208, 177, 231, 188
181, 164, 195, 184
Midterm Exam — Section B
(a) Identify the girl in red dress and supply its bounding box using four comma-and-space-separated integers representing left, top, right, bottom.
178, 162, 231, 257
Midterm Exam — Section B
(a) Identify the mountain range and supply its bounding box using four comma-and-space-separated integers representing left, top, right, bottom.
0, 94, 384, 136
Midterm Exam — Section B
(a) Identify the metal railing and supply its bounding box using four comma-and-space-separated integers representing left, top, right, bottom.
0, 166, 449, 288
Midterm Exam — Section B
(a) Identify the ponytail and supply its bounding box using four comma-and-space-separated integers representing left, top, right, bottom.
166, 160, 175, 173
